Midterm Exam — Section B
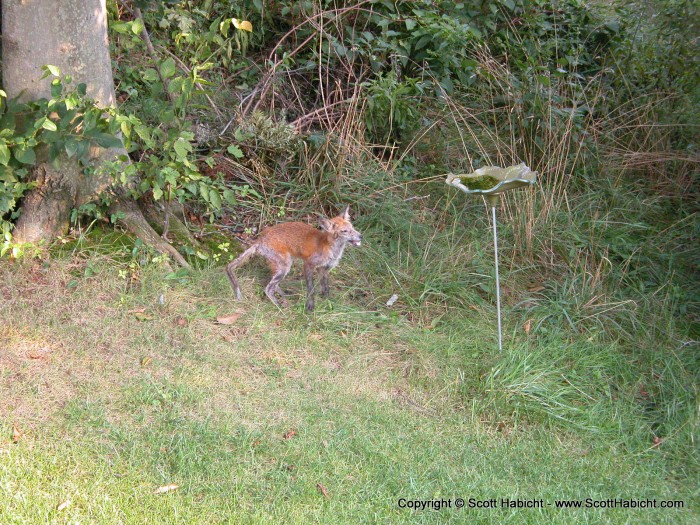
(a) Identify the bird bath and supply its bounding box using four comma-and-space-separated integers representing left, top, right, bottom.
446, 163, 537, 351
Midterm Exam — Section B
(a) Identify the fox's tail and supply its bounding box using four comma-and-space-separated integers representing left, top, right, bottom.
225, 244, 259, 300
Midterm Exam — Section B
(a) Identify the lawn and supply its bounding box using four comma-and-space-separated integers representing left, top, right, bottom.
1, 246, 696, 524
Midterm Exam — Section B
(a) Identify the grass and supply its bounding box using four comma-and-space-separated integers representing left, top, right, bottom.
1, 237, 697, 524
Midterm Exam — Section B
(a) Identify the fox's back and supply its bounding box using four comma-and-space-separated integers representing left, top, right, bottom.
258, 222, 330, 260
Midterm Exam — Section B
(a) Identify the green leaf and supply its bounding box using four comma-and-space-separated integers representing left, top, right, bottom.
44, 64, 61, 78
414, 34, 432, 51
91, 132, 123, 149
13, 145, 36, 165
152, 184, 163, 201
223, 189, 236, 204
111, 21, 130, 34
51, 79, 63, 98
120, 120, 131, 138
199, 183, 210, 202
167, 77, 184, 94
209, 189, 221, 211
41, 118, 58, 132
65, 139, 79, 158
227, 144, 244, 158
219, 18, 231, 36
131, 18, 144, 35
162, 167, 179, 186
0, 143, 11, 166
143, 68, 159, 82
160, 58, 177, 80
173, 138, 191, 159
405, 19, 417, 31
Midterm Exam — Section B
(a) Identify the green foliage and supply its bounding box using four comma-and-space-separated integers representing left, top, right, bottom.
0, 68, 123, 254
107, 5, 262, 224
235, 110, 299, 156
364, 73, 426, 145
133, 0, 262, 72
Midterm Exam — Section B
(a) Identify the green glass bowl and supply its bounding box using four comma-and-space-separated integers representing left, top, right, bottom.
445, 163, 537, 205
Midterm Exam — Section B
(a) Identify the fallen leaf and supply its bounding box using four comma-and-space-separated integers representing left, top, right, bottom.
217, 313, 242, 325
133, 312, 154, 322
528, 285, 545, 293
140, 356, 152, 367
316, 483, 330, 499
639, 384, 649, 398
154, 484, 179, 494
652, 436, 663, 448
524, 319, 532, 334
12, 424, 21, 443
283, 429, 297, 440
176, 317, 188, 327
128, 308, 146, 314
56, 499, 71, 511
28, 347, 53, 360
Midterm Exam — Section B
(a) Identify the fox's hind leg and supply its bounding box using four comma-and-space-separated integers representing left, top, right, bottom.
263, 252, 292, 307
226, 245, 258, 300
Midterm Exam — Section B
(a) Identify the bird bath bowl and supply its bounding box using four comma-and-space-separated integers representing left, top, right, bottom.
445, 163, 537, 351
446, 163, 537, 206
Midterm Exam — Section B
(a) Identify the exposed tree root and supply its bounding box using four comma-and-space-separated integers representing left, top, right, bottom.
109, 196, 191, 269
12, 164, 78, 244
12, 160, 193, 269
139, 198, 201, 248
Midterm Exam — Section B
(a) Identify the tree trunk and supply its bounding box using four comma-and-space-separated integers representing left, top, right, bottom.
3, 0, 118, 242
2, 0, 191, 267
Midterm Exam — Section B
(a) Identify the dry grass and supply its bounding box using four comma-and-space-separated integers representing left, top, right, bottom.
0, 253, 439, 432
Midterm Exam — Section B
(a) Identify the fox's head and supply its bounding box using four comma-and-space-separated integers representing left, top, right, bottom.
320, 206, 362, 247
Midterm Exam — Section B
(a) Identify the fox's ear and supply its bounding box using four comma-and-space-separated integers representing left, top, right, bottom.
340, 205, 351, 220
319, 216, 333, 231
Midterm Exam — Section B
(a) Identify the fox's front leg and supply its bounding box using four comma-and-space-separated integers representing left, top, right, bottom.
319, 267, 330, 298
304, 263, 316, 311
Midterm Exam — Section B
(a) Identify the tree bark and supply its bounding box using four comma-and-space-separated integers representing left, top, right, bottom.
3, 0, 119, 243
2, 0, 191, 267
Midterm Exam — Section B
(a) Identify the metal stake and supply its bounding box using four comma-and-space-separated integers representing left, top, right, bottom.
491, 203, 503, 352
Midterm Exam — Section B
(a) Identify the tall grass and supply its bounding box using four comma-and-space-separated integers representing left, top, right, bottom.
183, 20, 700, 480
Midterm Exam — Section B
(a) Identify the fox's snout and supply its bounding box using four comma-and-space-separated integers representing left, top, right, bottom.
343, 228, 362, 247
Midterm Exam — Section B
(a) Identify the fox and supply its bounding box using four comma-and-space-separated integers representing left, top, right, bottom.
226, 206, 362, 311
